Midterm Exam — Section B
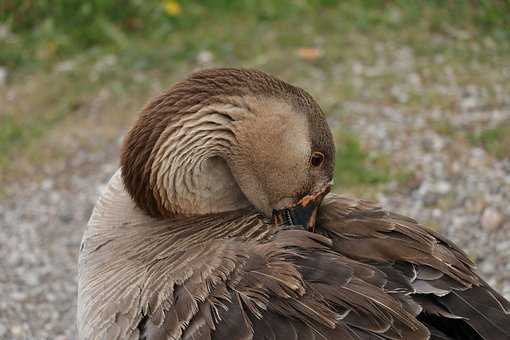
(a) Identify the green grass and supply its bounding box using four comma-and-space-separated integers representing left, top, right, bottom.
0, 101, 74, 166
429, 117, 457, 137
333, 129, 417, 195
468, 121, 510, 159
334, 130, 390, 187
1, 1, 510, 70
0, 115, 29, 157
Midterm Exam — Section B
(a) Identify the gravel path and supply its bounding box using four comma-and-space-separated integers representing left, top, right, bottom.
0, 151, 118, 339
1, 84, 509, 340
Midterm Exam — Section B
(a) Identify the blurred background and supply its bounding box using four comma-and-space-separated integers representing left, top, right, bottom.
1, 0, 509, 338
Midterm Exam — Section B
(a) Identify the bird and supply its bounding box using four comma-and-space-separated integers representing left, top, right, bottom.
77, 68, 510, 340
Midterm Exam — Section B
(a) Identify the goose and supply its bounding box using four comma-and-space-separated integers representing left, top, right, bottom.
77, 68, 510, 340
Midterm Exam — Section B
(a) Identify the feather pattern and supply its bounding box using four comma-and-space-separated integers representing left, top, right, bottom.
318, 194, 510, 340
78, 173, 428, 339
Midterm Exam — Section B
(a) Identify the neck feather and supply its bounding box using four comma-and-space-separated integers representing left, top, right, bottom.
125, 101, 252, 217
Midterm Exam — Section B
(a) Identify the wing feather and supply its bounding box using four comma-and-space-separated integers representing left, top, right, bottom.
318, 193, 510, 340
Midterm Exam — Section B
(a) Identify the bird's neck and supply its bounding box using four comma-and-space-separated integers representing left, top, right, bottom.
149, 105, 251, 217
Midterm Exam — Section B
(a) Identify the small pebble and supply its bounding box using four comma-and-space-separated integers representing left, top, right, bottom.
0, 67, 7, 86
196, 50, 214, 64
11, 325, 23, 336
481, 207, 504, 232
0, 323, 6, 337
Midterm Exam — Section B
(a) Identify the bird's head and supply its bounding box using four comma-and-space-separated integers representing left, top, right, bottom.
121, 68, 335, 229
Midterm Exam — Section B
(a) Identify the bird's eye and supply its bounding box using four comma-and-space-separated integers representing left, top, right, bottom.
311, 151, 324, 167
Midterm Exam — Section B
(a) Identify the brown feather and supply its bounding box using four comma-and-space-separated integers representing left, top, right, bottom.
318, 193, 510, 340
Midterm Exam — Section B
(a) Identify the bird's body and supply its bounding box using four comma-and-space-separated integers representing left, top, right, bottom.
78, 68, 510, 340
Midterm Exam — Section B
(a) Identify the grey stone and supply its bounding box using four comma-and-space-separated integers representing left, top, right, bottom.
481, 207, 504, 232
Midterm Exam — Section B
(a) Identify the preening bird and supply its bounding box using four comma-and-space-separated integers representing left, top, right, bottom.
77, 68, 510, 340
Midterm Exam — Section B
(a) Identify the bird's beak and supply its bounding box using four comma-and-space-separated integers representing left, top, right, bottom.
271, 184, 331, 232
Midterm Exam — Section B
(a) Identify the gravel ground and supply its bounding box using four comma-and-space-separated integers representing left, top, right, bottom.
1, 73, 509, 339
0, 151, 118, 339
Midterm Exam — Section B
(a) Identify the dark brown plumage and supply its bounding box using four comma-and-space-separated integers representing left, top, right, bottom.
78, 68, 510, 340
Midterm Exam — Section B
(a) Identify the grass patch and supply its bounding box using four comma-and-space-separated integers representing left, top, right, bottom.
334, 130, 391, 187
0, 116, 24, 151
0, 68, 100, 167
2, 1, 510, 70
429, 117, 457, 137
0, 105, 71, 166
333, 129, 416, 195
468, 121, 510, 159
